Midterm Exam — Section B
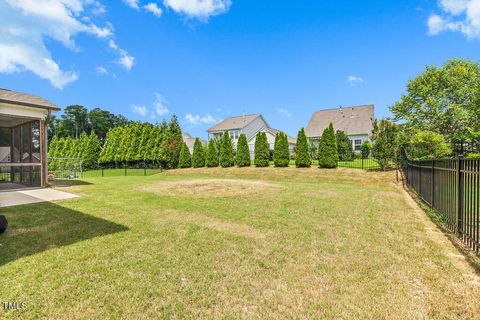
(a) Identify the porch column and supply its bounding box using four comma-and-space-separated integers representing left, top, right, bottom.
40, 119, 47, 187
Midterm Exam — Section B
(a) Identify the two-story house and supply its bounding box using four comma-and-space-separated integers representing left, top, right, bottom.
207, 114, 296, 159
305, 105, 374, 152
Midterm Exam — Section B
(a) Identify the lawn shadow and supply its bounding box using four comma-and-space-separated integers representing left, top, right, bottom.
0, 202, 128, 266
50, 179, 93, 187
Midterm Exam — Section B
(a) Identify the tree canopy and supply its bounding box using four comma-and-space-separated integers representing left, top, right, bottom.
391, 58, 480, 144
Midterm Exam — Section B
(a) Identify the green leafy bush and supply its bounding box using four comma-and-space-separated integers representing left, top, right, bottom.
236, 133, 251, 167
318, 123, 338, 168
410, 130, 451, 160
254, 132, 270, 167
360, 141, 371, 158
192, 138, 205, 168
220, 131, 235, 168
372, 120, 398, 170
273, 132, 290, 167
336, 130, 354, 161
178, 142, 191, 168
205, 139, 219, 167
295, 128, 311, 167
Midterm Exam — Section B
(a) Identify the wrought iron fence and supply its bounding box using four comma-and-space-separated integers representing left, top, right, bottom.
402, 151, 480, 254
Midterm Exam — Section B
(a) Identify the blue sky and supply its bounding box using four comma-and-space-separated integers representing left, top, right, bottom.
0, 0, 479, 138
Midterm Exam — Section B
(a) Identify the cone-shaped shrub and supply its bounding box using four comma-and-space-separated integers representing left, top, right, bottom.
206, 139, 219, 167
273, 132, 290, 167
192, 138, 205, 168
178, 142, 191, 168
318, 123, 338, 168
236, 133, 251, 167
220, 131, 234, 167
254, 132, 270, 167
295, 128, 311, 167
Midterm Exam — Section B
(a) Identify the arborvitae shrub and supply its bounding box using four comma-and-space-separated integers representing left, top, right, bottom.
236, 133, 251, 167
179, 142, 191, 168
273, 132, 290, 167
192, 138, 205, 168
318, 123, 338, 168
206, 139, 219, 167
219, 131, 234, 168
295, 128, 311, 167
254, 132, 270, 167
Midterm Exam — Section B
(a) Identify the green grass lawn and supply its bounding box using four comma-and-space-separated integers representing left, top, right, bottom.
1, 168, 479, 319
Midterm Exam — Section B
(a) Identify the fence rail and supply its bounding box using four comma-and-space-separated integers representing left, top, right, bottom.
402, 154, 480, 254
48, 167, 163, 180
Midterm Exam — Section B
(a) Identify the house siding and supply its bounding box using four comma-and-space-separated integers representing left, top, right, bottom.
242, 116, 268, 141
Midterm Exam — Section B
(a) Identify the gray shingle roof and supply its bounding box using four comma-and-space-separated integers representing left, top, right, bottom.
305, 105, 374, 138
0, 88, 60, 110
207, 114, 260, 132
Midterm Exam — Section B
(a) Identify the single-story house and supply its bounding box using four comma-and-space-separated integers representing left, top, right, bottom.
0, 88, 60, 189
182, 132, 206, 154
207, 114, 296, 159
305, 105, 374, 152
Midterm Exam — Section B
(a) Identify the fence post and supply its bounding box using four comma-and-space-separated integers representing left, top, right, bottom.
431, 159, 435, 208
144, 167, 146, 176
362, 155, 364, 170
419, 160, 422, 196
102, 168, 104, 177
125, 167, 127, 177
457, 156, 464, 236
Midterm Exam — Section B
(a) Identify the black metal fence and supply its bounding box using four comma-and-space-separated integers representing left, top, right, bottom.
402, 154, 480, 254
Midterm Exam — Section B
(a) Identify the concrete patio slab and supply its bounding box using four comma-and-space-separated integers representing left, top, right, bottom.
0, 188, 79, 208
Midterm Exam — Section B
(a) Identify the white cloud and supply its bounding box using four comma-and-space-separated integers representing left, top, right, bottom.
428, 0, 480, 38
96, 66, 108, 74
144, 3, 163, 17
347, 75, 364, 86
0, 0, 131, 89
185, 113, 216, 125
277, 108, 292, 118
109, 39, 134, 71
132, 104, 148, 116
153, 93, 169, 115
123, 0, 140, 10
163, 0, 231, 19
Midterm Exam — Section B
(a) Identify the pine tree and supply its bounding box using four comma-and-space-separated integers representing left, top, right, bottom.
192, 138, 205, 168
274, 132, 290, 167
220, 131, 235, 168
254, 132, 270, 167
178, 142, 192, 168
205, 139, 219, 167
236, 133, 251, 167
295, 128, 311, 167
318, 123, 338, 168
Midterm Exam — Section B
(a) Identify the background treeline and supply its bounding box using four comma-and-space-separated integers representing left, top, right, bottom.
47, 105, 129, 142
48, 132, 101, 171
98, 117, 182, 169
48, 115, 183, 170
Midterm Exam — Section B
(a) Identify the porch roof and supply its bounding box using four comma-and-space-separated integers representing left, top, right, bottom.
0, 88, 60, 111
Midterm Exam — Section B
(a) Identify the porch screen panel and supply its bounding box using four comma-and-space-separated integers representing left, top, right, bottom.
32, 121, 41, 163
22, 123, 31, 163
12, 126, 20, 163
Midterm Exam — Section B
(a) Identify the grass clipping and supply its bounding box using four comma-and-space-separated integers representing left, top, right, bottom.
144, 178, 279, 198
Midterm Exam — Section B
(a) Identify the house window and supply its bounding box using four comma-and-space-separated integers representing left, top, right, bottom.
229, 130, 239, 141
354, 139, 362, 151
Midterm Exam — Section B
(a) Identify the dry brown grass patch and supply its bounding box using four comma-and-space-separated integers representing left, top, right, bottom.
158, 209, 267, 239
144, 178, 279, 198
